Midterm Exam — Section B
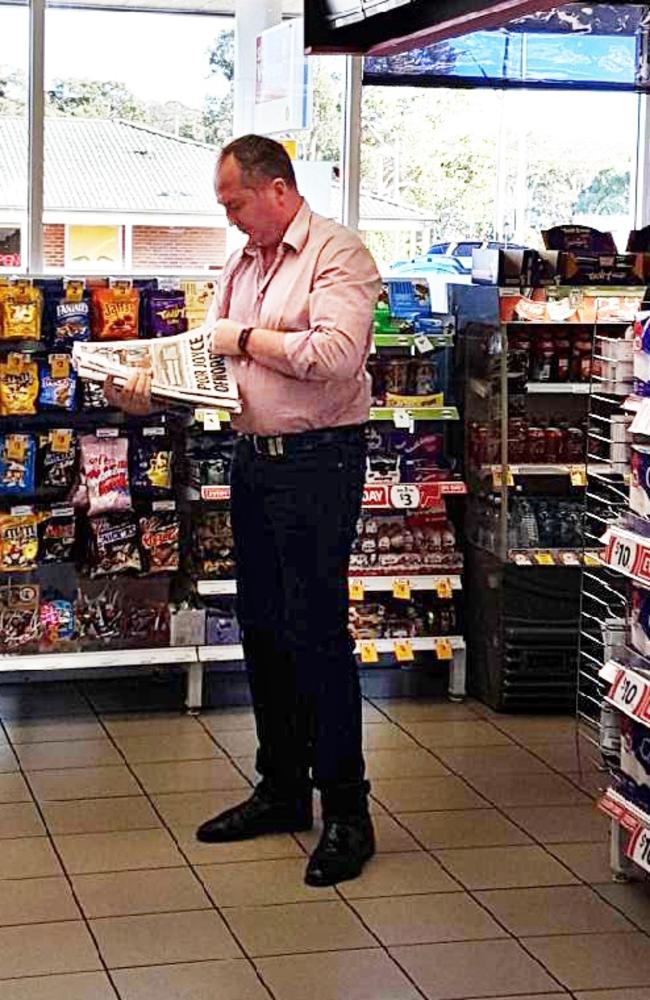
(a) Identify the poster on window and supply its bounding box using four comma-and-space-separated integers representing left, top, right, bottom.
254, 19, 312, 134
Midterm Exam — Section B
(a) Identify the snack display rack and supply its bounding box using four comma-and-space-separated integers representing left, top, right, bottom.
0, 272, 468, 710
451, 275, 644, 710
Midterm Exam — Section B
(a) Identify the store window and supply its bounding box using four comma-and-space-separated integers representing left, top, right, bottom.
0, 0, 28, 271
66, 224, 124, 271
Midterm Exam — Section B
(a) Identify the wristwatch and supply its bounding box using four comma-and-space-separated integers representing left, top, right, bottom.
238, 326, 254, 357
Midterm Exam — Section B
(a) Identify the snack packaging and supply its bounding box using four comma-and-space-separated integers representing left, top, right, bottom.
88, 513, 142, 578
0, 582, 40, 650
630, 444, 650, 517
38, 355, 77, 411
76, 583, 123, 645
79, 435, 132, 515
39, 599, 76, 649
143, 289, 188, 338
0, 434, 36, 494
38, 431, 77, 492
52, 292, 91, 348
0, 355, 39, 415
81, 378, 110, 410
40, 506, 76, 563
91, 285, 139, 340
139, 512, 179, 574
0, 283, 42, 340
130, 436, 173, 493
0, 511, 41, 571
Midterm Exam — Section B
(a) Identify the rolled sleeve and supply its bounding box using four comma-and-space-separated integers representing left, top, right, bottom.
282, 240, 381, 382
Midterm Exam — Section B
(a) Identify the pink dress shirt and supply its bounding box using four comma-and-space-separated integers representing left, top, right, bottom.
205, 200, 382, 436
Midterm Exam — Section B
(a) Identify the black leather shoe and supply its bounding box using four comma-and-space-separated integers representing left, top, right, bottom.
304, 814, 375, 886
196, 785, 313, 843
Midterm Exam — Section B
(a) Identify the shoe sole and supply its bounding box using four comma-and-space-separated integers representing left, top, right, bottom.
304, 846, 375, 887
196, 819, 313, 844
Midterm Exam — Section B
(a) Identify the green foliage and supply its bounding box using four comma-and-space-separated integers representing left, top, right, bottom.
575, 167, 630, 215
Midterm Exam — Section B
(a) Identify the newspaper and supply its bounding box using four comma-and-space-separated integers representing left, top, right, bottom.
72, 327, 241, 412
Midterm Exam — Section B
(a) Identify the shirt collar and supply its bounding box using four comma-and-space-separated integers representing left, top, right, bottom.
243, 199, 311, 258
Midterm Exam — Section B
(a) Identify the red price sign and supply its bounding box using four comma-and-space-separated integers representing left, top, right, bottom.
627, 823, 650, 874
608, 668, 650, 719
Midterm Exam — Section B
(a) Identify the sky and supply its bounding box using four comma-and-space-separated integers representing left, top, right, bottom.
0, 5, 231, 108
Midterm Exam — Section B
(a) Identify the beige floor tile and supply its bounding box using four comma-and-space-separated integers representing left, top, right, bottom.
547, 842, 613, 883
595, 883, 650, 935
224, 900, 376, 957
522, 932, 650, 990
255, 948, 421, 1000
0, 921, 101, 979
28, 765, 140, 801
370, 700, 480, 723
234, 757, 258, 783
524, 741, 599, 774
151, 788, 244, 829
363, 703, 389, 724
214, 729, 259, 757
389, 938, 558, 998
113, 959, 270, 1000
362, 724, 418, 750
575, 991, 650, 1000
338, 851, 458, 898
0, 876, 80, 925
15, 739, 122, 771
41, 796, 161, 835
0, 971, 116, 1000
371, 776, 489, 813
101, 713, 202, 738
132, 758, 247, 794
435, 745, 552, 777
476, 885, 635, 936
434, 844, 578, 890
490, 718, 578, 746
197, 857, 336, 906
295, 813, 420, 856
73, 866, 209, 918
91, 909, 241, 968
0, 802, 45, 839
0, 837, 61, 879
504, 804, 609, 844
200, 709, 256, 735
177, 826, 305, 864
0, 748, 17, 773
54, 828, 184, 874
462, 772, 591, 808
402, 721, 512, 749
567, 769, 608, 799
397, 808, 532, 849
114, 731, 223, 763
363, 749, 450, 779
0, 774, 30, 804
353, 891, 506, 946
3, 718, 106, 743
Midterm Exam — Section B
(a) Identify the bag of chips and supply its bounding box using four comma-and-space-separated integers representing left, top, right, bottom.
143, 289, 187, 338
131, 435, 173, 494
139, 511, 179, 574
0, 355, 39, 415
52, 293, 91, 348
38, 356, 77, 411
88, 513, 142, 578
0, 283, 42, 340
79, 435, 132, 515
91, 286, 139, 340
38, 431, 77, 491
0, 512, 41, 571
40, 506, 76, 563
0, 434, 36, 494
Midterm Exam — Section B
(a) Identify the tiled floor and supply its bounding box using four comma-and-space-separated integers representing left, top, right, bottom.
0, 682, 648, 1000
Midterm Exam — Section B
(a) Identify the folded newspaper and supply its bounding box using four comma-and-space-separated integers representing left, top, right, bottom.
72, 327, 241, 412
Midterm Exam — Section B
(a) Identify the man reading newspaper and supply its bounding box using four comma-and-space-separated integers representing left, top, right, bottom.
105, 134, 381, 888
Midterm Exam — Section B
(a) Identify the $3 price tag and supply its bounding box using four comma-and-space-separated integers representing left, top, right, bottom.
348, 578, 364, 601
393, 639, 413, 662
392, 578, 411, 600
435, 638, 453, 660
359, 640, 378, 664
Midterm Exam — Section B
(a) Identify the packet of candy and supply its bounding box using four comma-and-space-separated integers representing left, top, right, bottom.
143, 289, 188, 338
139, 511, 179, 573
38, 431, 77, 492
0, 282, 43, 340
38, 355, 77, 411
0, 355, 39, 415
79, 435, 132, 515
0, 434, 36, 494
88, 513, 142, 578
0, 582, 40, 650
0, 511, 42, 571
81, 378, 110, 410
52, 282, 91, 348
40, 505, 76, 563
76, 582, 124, 645
130, 434, 173, 494
39, 598, 76, 650
91, 284, 139, 340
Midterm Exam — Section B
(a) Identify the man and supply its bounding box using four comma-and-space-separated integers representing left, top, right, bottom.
106, 134, 381, 886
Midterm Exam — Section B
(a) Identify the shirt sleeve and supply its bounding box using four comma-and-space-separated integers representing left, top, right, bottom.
277, 238, 381, 382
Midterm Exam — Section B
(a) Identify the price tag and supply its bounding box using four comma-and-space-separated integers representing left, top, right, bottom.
560, 551, 581, 566
143, 425, 165, 437
349, 578, 365, 601
393, 408, 413, 431
10, 504, 33, 516
435, 638, 453, 660
64, 278, 85, 302
96, 427, 119, 439
583, 552, 601, 567
414, 334, 434, 354
152, 500, 176, 512
513, 553, 533, 565
534, 551, 556, 565
203, 409, 221, 431
492, 467, 514, 488
6, 435, 26, 461
49, 354, 70, 379
393, 578, 411, 600
608, 533, 639, 575
6, 353, 24, 374
627, 823, 650, 874
50, 429, 72, 454
359, 640, 378, 664
389, 484, 421, 509
570, 466, 587, 487
608, 667, 649, 718
394, 639, 414, 662
436, 578, 453, 599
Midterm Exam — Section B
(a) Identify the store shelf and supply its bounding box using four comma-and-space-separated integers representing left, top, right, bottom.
373, 332, 454, 349
508, 549, 602, 567
526, 382, 591, 395
199, 644, 243, 662
194, 409, 232, 426
602, 524, 650, 586
0, 646, 198, 673
602, 657, 650, 726
370, 406, 458, 422
198, 574, 462, 597
189, 480, 468, 506
599, 787, 650, 877
483, 463, 613, 481
198, 636, 465, 664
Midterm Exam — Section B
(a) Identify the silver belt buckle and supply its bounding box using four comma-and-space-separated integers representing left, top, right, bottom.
268, 435, 284, 457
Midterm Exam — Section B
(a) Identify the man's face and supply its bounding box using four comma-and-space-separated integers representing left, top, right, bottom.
216, 154, 286, 247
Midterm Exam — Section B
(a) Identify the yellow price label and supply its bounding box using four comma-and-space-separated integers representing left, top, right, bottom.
534, 551, 555, 565
49, 354, 70, 379
570, 466, 587, 487
583, 553, 601, 566
6, 353, 24, 374
50, 429, 72, 454
349, 578, 364, 601
436, 578, 453, 599
64, 279, 84, 302
492, 467, 514, 488
392, 578, 411, 600
394, 639, 414, 662
6, 435, 27, 461
359, 640, 378, 664
435, 638, 453, 660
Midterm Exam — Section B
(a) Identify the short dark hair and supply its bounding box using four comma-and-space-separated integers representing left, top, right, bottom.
219, 134, 297, 190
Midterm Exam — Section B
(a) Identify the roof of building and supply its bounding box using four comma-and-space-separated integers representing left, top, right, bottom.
0, 117, 425, 222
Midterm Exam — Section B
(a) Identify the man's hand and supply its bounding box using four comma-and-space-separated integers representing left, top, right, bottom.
210, 318, 244, 356
104, 368, 155, 416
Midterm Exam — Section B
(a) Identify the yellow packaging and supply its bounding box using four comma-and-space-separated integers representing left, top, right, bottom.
0, 285, 42, 340
0, 359, 39, 415
385, 392, 444, 408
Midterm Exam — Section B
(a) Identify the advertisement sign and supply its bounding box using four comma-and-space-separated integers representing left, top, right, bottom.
254, 19, 312, 134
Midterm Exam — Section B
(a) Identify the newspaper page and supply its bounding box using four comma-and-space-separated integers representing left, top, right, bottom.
72, 327, 241, 411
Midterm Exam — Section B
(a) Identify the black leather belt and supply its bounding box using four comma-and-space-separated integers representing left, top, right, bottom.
240, 423, 367, 458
